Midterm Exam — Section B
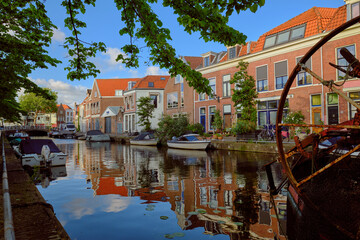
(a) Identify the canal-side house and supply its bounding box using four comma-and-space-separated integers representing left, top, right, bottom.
194, 2, 360, 131
85, 78, 139, 133
163, 56, 203, 123
123, 75, 170, 133
57, 104, 72, 129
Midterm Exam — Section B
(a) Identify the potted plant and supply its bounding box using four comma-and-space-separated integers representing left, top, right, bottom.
213, 110, 223, 133
216, 133, 223, 140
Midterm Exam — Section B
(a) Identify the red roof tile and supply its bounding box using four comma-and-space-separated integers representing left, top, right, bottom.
183, 56, 203, 69
133, 75, 170, 89
96, 78, 140, 96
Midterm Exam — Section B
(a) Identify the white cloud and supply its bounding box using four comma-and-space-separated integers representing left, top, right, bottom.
29, 77, 88, 107
52, 27, 66, 42
145, 66, 169, 76
93, 47, 127, 73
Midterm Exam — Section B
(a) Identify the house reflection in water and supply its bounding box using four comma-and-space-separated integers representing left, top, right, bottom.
163, 151, 287, 240
76, 143, 286, 239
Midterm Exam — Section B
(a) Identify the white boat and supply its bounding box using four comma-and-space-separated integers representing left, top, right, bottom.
130, 132, 158, 146
16, 139, 67, 167
85, 130, 111, 142
167, 134, 210, 150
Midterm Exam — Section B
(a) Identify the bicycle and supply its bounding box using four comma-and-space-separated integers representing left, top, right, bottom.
257, 124, 275, 141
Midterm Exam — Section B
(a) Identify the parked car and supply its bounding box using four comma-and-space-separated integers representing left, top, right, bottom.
64, 123, 77, 133
48, 128, 60, 138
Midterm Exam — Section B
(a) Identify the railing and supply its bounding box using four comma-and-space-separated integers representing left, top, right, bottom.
1, 131, 15, 239
2, 125, 48, 131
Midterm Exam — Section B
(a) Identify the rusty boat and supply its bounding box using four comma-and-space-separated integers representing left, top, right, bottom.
267, 16, 360, 240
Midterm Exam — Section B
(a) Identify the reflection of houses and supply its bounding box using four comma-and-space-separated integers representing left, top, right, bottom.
163, 156, 287, 240
123, 75, 170, 133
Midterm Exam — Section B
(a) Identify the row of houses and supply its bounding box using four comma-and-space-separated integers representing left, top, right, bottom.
75, 0, 360, 135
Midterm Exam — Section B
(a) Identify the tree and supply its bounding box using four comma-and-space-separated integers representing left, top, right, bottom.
1, 0, 265, 121
156, 114, 189, 144
213, 110, 223, 132
19, 88, 58, 126
137, 96, 155, 131
231, 60, 258, 133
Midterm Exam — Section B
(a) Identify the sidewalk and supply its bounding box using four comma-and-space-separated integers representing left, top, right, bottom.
0, 140, 69, 239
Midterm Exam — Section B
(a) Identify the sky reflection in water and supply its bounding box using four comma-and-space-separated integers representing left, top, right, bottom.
36, 140, 287, 240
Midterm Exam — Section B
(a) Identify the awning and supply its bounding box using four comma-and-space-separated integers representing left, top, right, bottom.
101, 106, 120, 118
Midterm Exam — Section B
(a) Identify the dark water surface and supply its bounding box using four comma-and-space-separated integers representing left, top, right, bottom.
36, 139, 287, 240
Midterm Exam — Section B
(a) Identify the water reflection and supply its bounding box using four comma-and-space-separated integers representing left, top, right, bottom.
38, 140, 287, 240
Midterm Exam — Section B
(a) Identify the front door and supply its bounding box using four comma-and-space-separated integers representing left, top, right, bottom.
328, 106, 339, 125
200, 108, 206, 132
312, 107, 322, 133
105, 117, 111, 133
224, 114, 231, 129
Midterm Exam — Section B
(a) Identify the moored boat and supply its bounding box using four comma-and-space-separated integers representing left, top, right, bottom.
167, 134, 210, 150
130, 132, 158, 146
85, 130, 111, 142
15, 139, 67, 168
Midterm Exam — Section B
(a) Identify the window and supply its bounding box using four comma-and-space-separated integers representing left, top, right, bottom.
180, 82, 184, 107
209, 106, 216, 130
264, 24, 306, 49
175, 74, 183, 84
257, 100, 288, 126
352, 2, 360, 19
311, 94, 321, 106
94, 91, 97, 97
256, 65, 268, 92
275, 61, 288, 89
229, 47, 236, 59
128, 81, 136, 90
150, 95, 157, 108
199, 93, 205, 101
115, 90, 122, 96
167, 92, 178, 108
204, 56, 210, 67
209, 78, 216, 99
148, 82, 154, 87
337, 45, 355, 80
349, 92, 360, 119
297, 57, 312, 86
223, 75, 231, 97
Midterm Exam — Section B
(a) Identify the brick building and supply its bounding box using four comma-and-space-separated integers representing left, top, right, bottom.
163, 56, 203, 123
192, 1, 360, 133
84, 78, 138, 133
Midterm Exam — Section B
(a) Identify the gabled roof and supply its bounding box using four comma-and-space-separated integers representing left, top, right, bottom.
57, 104, 71, 110
210, 5, 347, 61
132, 75, 170, 89
183, 56, 203, 69
96, 78, 140, 96
251, 6, 345, 53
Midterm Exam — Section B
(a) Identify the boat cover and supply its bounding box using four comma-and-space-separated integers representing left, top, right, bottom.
20, 139, 61, 154
133, 132, 155, 140
86, 130, 104, 136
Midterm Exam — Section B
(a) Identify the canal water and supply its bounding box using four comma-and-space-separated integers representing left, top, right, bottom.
35, 139, 287, 240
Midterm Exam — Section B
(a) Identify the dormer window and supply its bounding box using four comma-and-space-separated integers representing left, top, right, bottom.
115, 90, 123, 96
175, 74, 183, 84
148, 82, 154, 87
128, 81, 136, 90
351, 2, 360, 18
264, 24, 306, 49
229, 47, 236, 59
204, 56, 210, 67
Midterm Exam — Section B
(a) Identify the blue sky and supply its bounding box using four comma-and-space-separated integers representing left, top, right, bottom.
29, 0, 344, 107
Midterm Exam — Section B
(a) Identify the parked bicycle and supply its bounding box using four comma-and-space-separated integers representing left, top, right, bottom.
257, 124, 275, 141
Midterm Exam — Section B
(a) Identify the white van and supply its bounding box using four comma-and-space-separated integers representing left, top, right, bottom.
64, 123, 77, 133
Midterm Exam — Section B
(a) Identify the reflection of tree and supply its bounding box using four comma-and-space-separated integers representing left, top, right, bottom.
138, 157, 152, 188
233, 165, 260, 239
